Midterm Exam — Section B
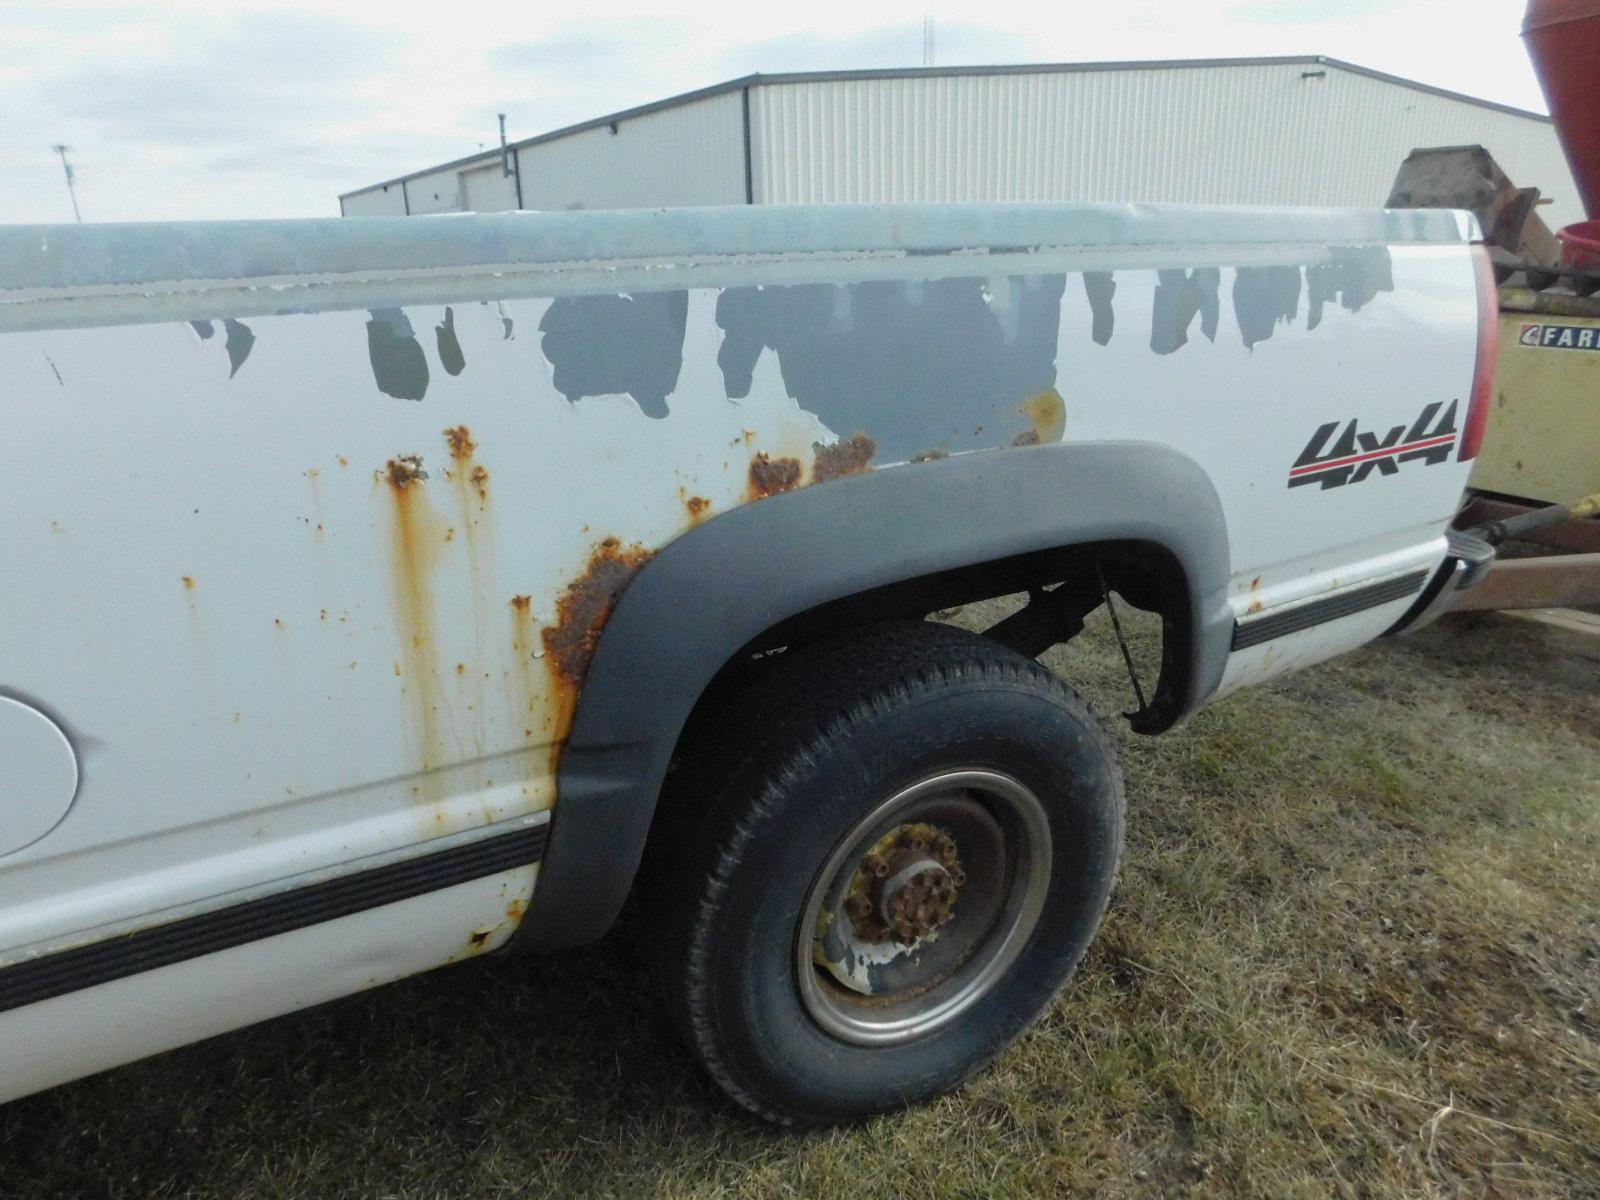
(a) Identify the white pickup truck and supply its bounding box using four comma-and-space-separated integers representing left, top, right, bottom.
0, 203, 1497, 1122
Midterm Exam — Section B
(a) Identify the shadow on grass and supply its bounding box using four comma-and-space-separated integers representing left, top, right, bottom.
0, 934, 771, 1199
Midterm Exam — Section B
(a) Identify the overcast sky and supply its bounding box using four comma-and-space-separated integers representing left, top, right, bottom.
1, 0, 1548, 224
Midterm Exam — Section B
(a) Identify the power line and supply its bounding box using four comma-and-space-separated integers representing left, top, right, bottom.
51, 144, 82, 223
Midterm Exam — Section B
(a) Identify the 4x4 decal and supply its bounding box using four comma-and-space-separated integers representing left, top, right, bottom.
1289, 400, 1458, 490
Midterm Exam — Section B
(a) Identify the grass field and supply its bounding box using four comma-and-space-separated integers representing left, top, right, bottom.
3, 607, 1598, 1199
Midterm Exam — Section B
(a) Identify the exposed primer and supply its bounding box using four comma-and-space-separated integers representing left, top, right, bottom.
44, 355, 62, 386
1233, 266, 1302, 349
496, 301, 515, 340
222, 318, 255, 378
1013, 388, 1066, 446
190, 320, 215, 341
715, 275, 1065, 461
435, 307, 466, 377
367, 308, 430, 401
538, 291, 688, 419
1083, 272, 1115, 346
1151, 269, 1221, 355
811, 434, 877, 484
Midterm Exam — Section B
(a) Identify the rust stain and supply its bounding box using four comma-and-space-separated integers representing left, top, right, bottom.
1017, 388, 1067, 445
539, 537, 656, 767
1250, 576, 1262, 591
911, 448, 950, 463
440, 427, 496, 779
682, 493, 712, 522
381, 452, 453, 779
810, 433, 877, 484
747, 452, 803, 501
1248, 599, 1265, 614
181, 575, 195, 590
337, 455, 349, 468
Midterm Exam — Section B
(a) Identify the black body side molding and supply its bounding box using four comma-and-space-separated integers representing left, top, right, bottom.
1231, 569, 1429, 650
0, 822, 546, 1015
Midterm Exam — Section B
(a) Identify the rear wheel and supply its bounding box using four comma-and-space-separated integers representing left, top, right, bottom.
648, 621, 1125, 1124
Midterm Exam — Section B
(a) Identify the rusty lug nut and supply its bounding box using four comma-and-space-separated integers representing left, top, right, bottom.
933, 833, 955, 856
865, 855, 889, 878
906, 835, 927, 852
950, 868, 967, 887
845, 894, 872, 916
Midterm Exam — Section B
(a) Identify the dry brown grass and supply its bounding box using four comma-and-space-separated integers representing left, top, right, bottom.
2, 608, 1597, 1199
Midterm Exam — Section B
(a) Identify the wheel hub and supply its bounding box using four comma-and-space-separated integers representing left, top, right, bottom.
843, 826, 965, 944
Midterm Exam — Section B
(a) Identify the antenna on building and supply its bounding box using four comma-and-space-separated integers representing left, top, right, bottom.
499, 114, 513, 178
923, 16, 935, 66
52, 144, 81, 223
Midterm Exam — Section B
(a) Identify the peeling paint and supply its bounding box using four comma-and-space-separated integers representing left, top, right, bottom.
367, 308, 429, 401
189, 320, 215, 341
1233, 266, 1302, 349
435, 307, 467, 377
1307, 247, 1395, 329
715, 275, 1065, 460
1151, 269, 1221, 354
538, 291, 687, 419
1083, 272, 1115, 346
811, 434, 876, 484
222, 318, 255, 378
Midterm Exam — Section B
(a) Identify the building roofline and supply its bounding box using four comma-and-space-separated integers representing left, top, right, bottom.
339, 55, 1551, 201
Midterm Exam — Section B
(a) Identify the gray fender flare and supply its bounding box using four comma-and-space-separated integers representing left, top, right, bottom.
517, 440, 1233, 951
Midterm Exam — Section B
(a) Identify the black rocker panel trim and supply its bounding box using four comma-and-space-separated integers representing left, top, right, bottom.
0, 823, 546, 1015
1231, 569, 1429, 651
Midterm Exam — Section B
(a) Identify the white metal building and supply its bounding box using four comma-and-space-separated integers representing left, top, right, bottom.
340, 57, 1584, 230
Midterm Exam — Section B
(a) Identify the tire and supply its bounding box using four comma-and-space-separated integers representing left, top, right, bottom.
647, 620, 1125, 1124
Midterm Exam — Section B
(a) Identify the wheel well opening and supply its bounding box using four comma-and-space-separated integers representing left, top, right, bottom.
672, 539, 1193, 763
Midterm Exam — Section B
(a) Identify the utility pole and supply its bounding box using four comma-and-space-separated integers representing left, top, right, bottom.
923, 16, 935, 66
52, 144, 81, 223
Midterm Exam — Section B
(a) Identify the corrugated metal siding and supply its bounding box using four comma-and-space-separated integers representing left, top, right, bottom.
460, 161, 519, 212
404, 162, 481, 215
340, 183, 408, 217
514, 91, 746, 211
750, 63, 1582, 228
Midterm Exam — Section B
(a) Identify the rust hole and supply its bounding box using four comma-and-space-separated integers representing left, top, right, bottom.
811, 434, 876, 484
443, 425, 476, 461
383, 454, 428, 489
747, 453, 802, 501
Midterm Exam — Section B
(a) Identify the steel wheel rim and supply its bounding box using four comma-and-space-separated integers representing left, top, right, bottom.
795, 768, 1052, 1046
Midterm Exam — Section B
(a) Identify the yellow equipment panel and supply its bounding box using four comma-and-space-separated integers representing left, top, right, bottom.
1471, 303, 1600, 503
